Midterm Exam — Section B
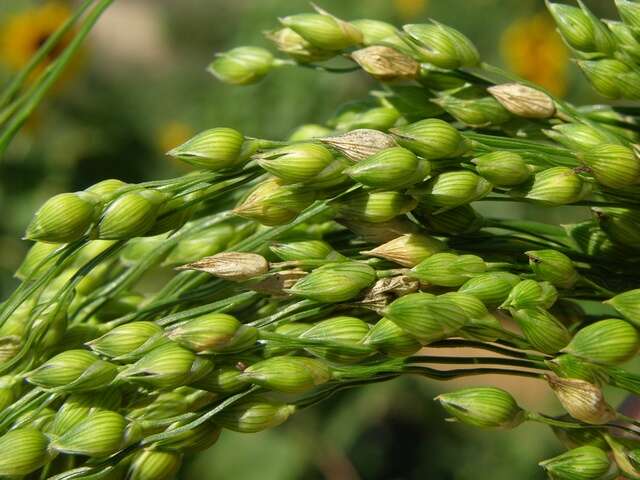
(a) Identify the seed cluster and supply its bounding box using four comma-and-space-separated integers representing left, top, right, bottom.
3, 2, 640, 479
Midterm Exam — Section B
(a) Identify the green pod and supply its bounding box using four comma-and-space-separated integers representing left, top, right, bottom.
579, 144, 640, 189
501, 280, 558, 310
270, 240, 341, 262
328, 102, 400, 132
410, 252, 486, 287
97, 189, 167, 240
439, 291, 502, 341
414, 204, 484, 235
595, 207, 640, 250
213, 399, 296, 433
128, 449, 182, 480
527, 249, 579, 289
0, 428, 50, 476
577, 59, 640, 99
539, 446, 611, 480
458, 272, 521, 307
0, 376, 19, 412
266, 27, 335, 64
208, 46, 273, 85
361, 233, 446, 267
617, 0, 640, 32
88, 321, 163, 358
256, 143, 334, 184
163, 225, 234, 266
288, 261, 376, 303
300, 316, 373, 363
25, 191, 99, 243
606, 288, 640, 327
240, 356, 331, 393
153, 421, 220, 453
146, 191, 200, 236
552, 425, 608, 451
27, 349, 118, 391
512, 308, 571, 354
51, 410, 132, 457
548, 1, 614, 54
15, 241, 60, 280
279, 13, 362, 51
193, 365, 247, 394
564, 319, 640, 365
166, 313, 258, 354
168, 127, 245, 170
234, 178, 316, 226
473, 151, 531, 187
345, 147, 428, 189
333, 190, 417, 223
546, 354, 606, 385
436, 387, 524, 429
127, 391, 189, 422
402, 22, 479, 69
85, 178, 129, 201
339, 216, 418, 243
411, 170, 492, 209
350, 19, 398, 45
94, 293, 145, 321
118, 343, 214, 389
384, 293, 467, 344
434, 94, 511, 127
362, 317, 421, 357
519, 167, 590, 206
287, 123, 333, 141
49, 389, 122, 435
545, 123, 619, 151
391, 119, 468, 160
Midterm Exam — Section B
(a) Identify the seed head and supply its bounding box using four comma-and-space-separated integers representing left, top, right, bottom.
578, 144, 640, 189
564, 319, 640, 365
411, 170, 493, 209
384, 293, 467, 344
255, 143, 334, 184
333, 190, 417, 223
153, 420, 221, 453
118, 343, 214, 389
328, 102, 400, 132
545, 123, 616, 151
433, 92, 511, 128
345, 146, 428, 189
390, 118, 468, 160
288, 261, 376, 303
319, 128, 396, 161
128, 449, 183, 480
594, 207, 640, 250
472, 151, 531, 187
402, 22, 479, 69
436, 387, 524, 429
213, 398, 296, 433
351, 45, 420, 81
501, 280, 558, 310
350, 19, 398, 45
25, 191, 99, 243
546, 354, 606, 386
271, 240, 340, 262
288, 123, 333, 141
410, 252, 486, 287
487, 83, 555, 119
519, 167, 591, 206
539, 445, 612, 480
49, 389, 122, 435
265, 27, 335, 63
300, 316, 373, 363
177, 252, 269, 281
439, 292, 502, 341
577, 59, 640, 99
606, 288, 640, 327
414, 204, 484, 235
168, 127, 245, 170
207, 46, 274, 85
546, 374, 616, 424
363, 317, 421, 357
27, 349, 118, 391
338, 216, 418, 243
279, 11, 362, 51
88, 321, 163, 359
85, 178, 129, 201
512, 308, 571, 354
234, 178, 316, 226
526, 249, 579, 289
361, 233, 446, 267
547, 1, 615, 54
0, 428, 50, 476
97, 189, 167, 240
458, 271, 521, 308
193, 365, 247, 395
166, 313, 258, 354
240, 356, 331, 393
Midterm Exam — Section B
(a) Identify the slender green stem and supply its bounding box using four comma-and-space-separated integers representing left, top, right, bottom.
407, 355, 547, 370
429, 338, 550, 361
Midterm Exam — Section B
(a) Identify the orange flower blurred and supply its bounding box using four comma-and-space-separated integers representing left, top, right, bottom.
0, 2, 77, 79
501, 13, 569, 97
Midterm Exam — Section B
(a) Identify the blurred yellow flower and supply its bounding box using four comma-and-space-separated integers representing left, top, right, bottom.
0, 2, 75, 74
393, 0, 429, 21
501, 13, 569, 97
157, 121, 194, 156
